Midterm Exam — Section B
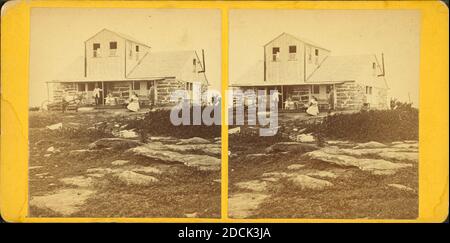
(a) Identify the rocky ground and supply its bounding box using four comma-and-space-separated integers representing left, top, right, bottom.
229, 132, 418, 219
28, 110, 221, 218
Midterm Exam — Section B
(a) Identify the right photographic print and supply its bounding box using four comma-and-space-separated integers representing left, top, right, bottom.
228, 10, 420, 219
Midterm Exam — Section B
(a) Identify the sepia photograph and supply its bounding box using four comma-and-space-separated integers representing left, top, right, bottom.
228, 9, 420, 219
28, 8, 222, 218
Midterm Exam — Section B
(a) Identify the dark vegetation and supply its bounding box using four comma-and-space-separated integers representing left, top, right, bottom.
307, 101, 418, 143
126, 107, 221, 140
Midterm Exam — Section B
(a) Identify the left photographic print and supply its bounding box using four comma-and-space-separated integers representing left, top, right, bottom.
28, 8, 222, 218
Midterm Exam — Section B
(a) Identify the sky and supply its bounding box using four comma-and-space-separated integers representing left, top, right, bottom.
29, 8, 221, 107
230, 10, 421, 106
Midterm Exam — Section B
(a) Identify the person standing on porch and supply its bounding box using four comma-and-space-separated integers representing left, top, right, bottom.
328, 86, 335, 112
148, 86, 156, 108
93, 85, 102, 106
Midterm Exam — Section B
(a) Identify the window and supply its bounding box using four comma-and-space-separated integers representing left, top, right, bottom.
192, 58, 197, 73
186, 82, 193, 91
372, 62, 376, 69
77, 83, 85, 92
93, 43, 100, 57
87, 83, 95, 91
312, 85, 320, 94
315, 49, 319, 56
289, 45, 297, 60
272, 47, 280, 61
109, 42, 117, 56
136, 45, 140, 52
366, 86, 373, 95
133, 81, 140, 90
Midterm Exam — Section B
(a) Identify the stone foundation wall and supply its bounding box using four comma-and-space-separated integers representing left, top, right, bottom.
156, 78, 186, 105
335, 82, 366, 110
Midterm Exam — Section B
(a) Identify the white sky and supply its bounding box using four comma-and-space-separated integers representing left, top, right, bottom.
230, 10, 421, 106
29, 8, 221, 107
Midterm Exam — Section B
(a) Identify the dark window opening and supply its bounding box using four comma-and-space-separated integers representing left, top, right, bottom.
93, 43, 101, 57
87, 83, 95, 91
315, 49, 319, 56
312, 85, 320, 94
135, 45, 139, 52
272, 47, 280, 61
110, 42, 117, 49
289, 45, 297, 60
372, 62, 376, 69
77, 83, 85, 92
289, 46, 297, 53
133, 81, 140, 90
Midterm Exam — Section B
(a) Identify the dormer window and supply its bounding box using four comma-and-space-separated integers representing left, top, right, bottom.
272, 47, 280, 61
93, 43, 100, 58
289, 45, 297, 60
314, 49, 319, 64
109, 42, 117, 56
135, 45, 140, 60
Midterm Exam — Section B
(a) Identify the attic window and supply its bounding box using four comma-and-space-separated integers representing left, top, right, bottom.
315, 49, 319, 56
135, 45, 140, 52
372, 62, 376, 69
289, 46, 297, 60
109, 42, 117, 56
272, 47, 280, 61
93, 43, 100, 57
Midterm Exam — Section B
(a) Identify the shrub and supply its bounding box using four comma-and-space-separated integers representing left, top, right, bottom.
306, 106, 418, 142
126, 107, 221, 139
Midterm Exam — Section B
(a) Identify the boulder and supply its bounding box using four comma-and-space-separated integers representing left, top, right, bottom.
114, 171, 159, 186
296, 133, 315, 143
88, 138, 143, 150
353, 141, 387, 149
46, 123, 62, 130
176, 137, 211, 145
287, 164, 305, 170
60, 176, 93, 188
265, 142, 319, 153
388, 183, 415, 192
304, 150, 412, 175
111, 160, 130, 166
235, 180, 268, 192
288, 175, 333, 190
129, 144, 221, 171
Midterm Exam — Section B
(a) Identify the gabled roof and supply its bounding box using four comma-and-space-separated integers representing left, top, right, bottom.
231, 54, 388, 89
127, 50, 207, 84
85, 28, 151, 49
264, 32, 330, 52
307, 55, 388, 88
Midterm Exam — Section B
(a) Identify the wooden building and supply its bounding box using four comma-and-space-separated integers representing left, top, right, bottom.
49, 29, 208, 106
230, 33, 389, 111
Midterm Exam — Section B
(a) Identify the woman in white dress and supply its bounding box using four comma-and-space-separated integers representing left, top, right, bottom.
127, 92, 140, 112
306, 96, 319, 116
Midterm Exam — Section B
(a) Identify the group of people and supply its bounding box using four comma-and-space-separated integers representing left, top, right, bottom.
61, 84, 144, 113
273, 86, 335, 116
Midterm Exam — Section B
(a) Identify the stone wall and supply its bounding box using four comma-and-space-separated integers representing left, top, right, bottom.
335, 82, 366, 110
156, 78, 186, 105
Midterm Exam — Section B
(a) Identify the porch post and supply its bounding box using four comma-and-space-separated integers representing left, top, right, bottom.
102, 81, 105, 105
333, 84, 337, 109
308, 85, 312, 101
281, 85, 284, 109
